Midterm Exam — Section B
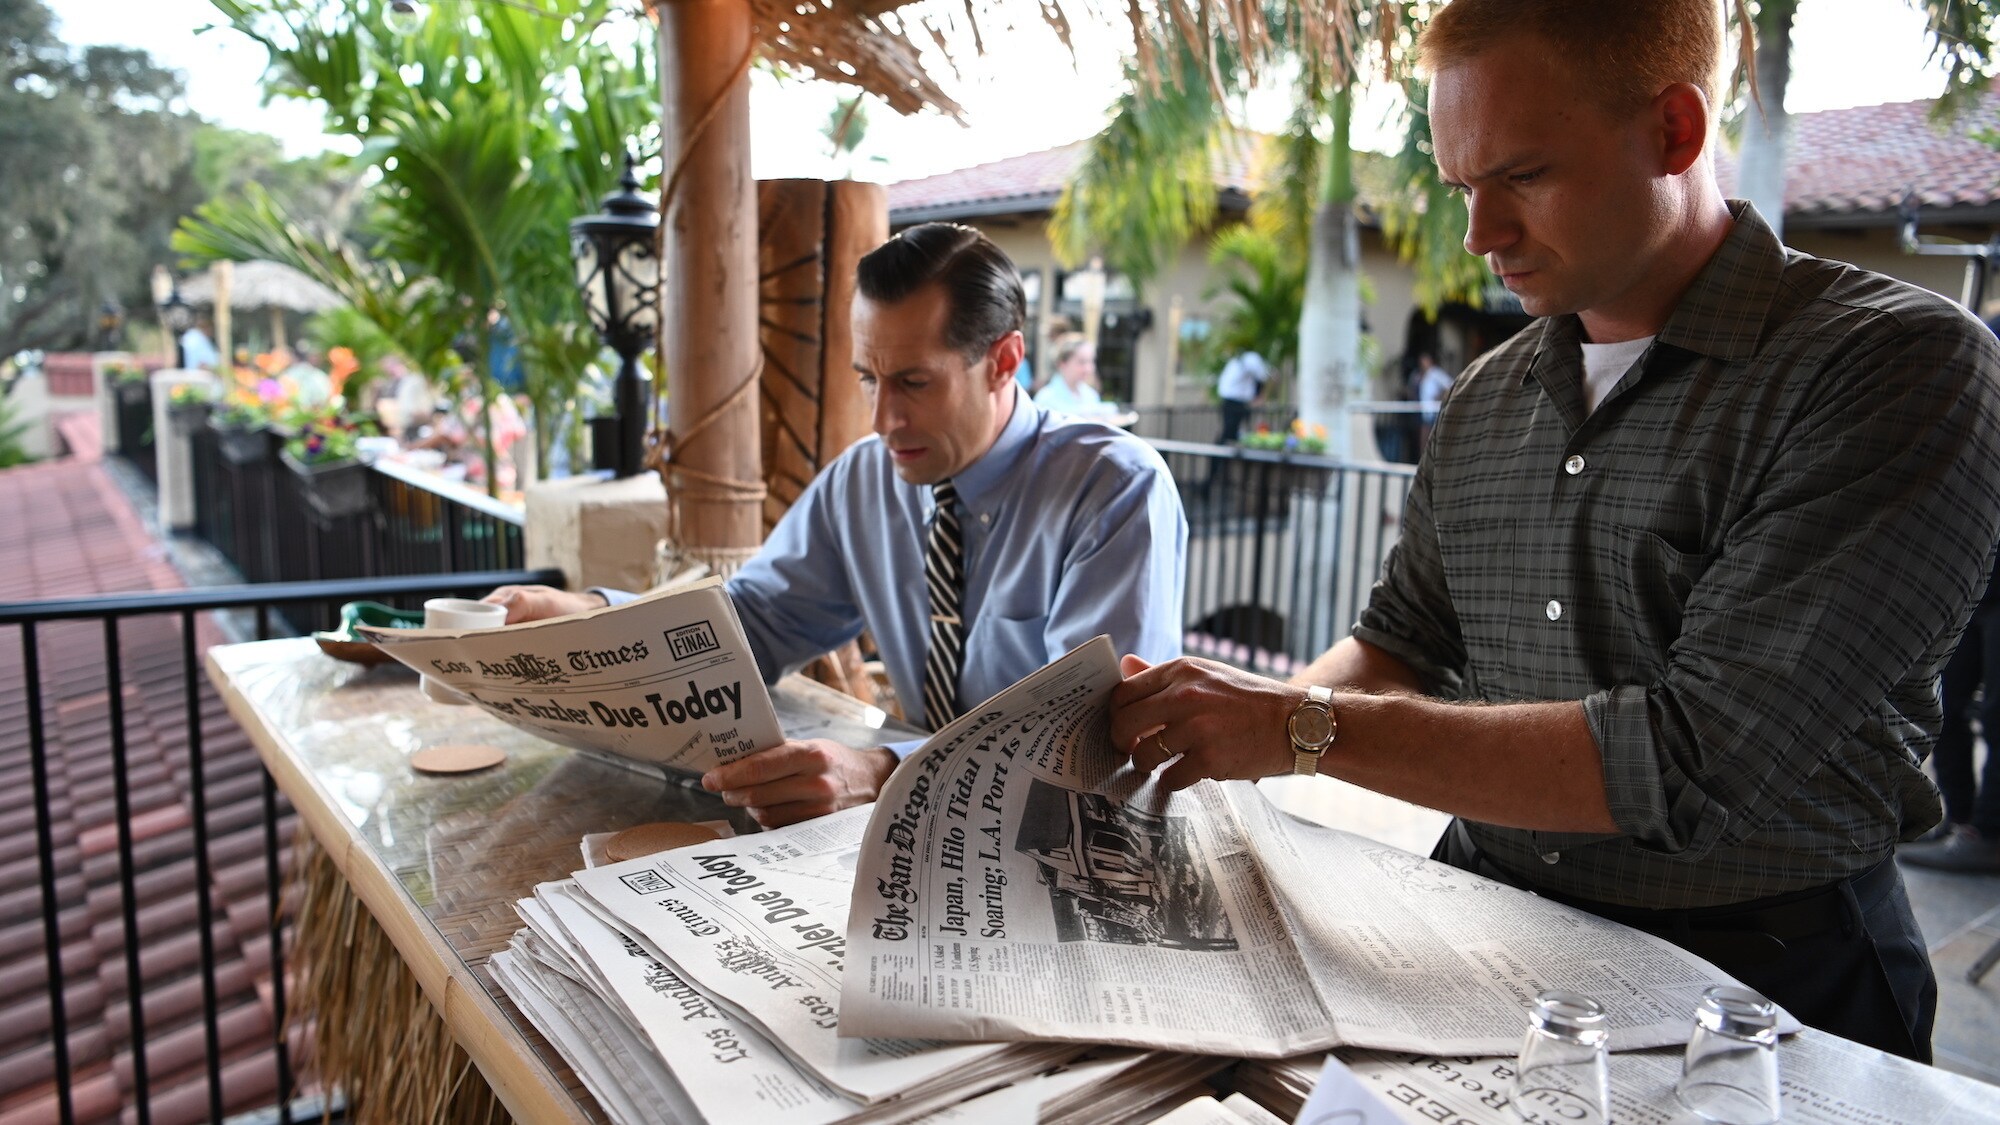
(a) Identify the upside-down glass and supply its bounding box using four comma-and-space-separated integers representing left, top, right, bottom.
1675, 985, 1782, 1124
1511, 990, 1611, 1125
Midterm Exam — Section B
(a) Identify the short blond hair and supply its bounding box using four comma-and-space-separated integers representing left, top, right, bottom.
1050, 333, 1092, 368
1417, 0, 1726, 115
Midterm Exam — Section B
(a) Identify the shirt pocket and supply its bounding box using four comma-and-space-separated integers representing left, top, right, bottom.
1610, 526, 1715, 678
968, 609, 1050, 669
1433, 515, 1517, 698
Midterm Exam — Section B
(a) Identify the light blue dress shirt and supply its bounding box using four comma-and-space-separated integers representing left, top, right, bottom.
725, 386, 1186, 740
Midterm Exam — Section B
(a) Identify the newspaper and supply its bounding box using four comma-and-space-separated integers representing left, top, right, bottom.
1253, 1032, 2000, 1125
838, 636, 1796, 1058
567, 803, 1082, 1106
358, 578, 783, 775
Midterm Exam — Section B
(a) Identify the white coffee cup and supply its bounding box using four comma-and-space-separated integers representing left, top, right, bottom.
419, 597, 508, 705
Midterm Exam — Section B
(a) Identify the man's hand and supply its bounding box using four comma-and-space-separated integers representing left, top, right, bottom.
482, 584, 606, 624
1109, 654, 1305, 791
701, 740, 899, 829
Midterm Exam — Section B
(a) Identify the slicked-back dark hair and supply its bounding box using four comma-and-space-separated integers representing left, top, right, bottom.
856, 223, 1026, 363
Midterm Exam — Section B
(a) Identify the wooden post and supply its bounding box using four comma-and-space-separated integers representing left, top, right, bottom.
757, 179, 888, 706
652, 0, 763, 575
756, 179, 886, 533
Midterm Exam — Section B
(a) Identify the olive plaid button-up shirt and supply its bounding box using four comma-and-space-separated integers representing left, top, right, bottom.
1354, 203, 2000, 908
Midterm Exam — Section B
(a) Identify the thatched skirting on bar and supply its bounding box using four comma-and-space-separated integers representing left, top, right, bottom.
289, 832, 511, 1125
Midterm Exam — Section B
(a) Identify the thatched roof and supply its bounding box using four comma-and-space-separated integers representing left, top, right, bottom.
662, 0, 1367, 121
179, 260, 342, 313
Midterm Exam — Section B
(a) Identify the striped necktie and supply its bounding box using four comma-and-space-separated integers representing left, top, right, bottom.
921, 479, 965, 730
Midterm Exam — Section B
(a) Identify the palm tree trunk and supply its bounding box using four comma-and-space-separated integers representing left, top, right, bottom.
1296, 84, 1369, 459
1738, 0, 1796, 237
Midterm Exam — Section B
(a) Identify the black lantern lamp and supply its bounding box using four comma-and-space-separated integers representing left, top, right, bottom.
158, 288, 195, 369
570, 152, 661, 478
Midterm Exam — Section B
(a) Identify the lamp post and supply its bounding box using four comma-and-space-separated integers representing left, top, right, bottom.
158, 288, 194, 370
571, 152, 662, 478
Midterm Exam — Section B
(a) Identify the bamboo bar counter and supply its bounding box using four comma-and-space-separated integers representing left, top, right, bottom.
206, 637, 893, 1123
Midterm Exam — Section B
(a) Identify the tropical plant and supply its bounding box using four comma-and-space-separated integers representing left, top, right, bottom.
1203, 225, 1307, 381
305, 304, 402, 407
176, 0, 659, 489
1055, 4, 1465, 458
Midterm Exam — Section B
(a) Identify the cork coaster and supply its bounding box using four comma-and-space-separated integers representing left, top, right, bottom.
410, 744, 508, 775
605, 821, 723, 862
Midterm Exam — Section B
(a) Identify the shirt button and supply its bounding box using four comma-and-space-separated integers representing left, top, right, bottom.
1564, 454, 1586, 475
1541, 851, 1561, 864
1545, 599, 1563, 621
979, 513, 991, 525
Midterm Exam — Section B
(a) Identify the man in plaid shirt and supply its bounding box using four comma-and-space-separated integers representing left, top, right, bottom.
1111, 0, 2000, 1061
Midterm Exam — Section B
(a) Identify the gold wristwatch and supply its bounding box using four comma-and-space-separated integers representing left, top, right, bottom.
1287, 686, 1336, 776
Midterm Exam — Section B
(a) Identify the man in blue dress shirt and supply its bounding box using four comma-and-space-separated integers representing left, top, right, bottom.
489, 223, 1187, 826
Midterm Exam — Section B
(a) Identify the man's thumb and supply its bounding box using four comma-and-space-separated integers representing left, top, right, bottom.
1119, 654, 1151, 678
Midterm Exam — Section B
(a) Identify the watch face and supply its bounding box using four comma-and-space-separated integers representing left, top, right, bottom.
1289, 708, 1333, 749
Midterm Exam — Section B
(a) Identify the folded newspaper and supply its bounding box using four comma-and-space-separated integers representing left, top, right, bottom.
358, 579, 783, 776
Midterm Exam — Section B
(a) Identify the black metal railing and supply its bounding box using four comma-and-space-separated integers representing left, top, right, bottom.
1129, 402, 1298, 445
113, 384, 157, 483
188, 428, 532, 634
1149, 439, 1416, 677
1, 569, 561, 1125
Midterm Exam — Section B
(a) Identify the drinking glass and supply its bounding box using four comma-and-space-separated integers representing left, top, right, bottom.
1675, 985, 1782, 1124
1511, 989, 1611, 1125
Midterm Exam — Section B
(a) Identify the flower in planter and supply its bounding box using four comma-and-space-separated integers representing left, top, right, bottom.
285, 411, 380, 465
213, 388, 271, 430
105, 359, 149, 385
1239, 418, 1329, 455
168, 384, 212, 409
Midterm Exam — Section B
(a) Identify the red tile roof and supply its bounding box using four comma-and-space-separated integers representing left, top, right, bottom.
888, 130, 1263, 222
1716, 93, 2000, 219
0, 423, 292, 1125
890, 94, 2000, 225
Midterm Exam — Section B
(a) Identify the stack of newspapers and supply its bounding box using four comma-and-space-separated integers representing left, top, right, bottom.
373, 583, 2000, 1123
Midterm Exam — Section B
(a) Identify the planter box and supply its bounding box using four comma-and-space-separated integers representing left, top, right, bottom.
167, 402, 211, 438
282, 452, 371, 520
210, 421, 270, 467
114, 380, 151, 407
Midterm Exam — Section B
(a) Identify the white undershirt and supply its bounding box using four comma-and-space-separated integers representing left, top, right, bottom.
1579, 335, 1655, 414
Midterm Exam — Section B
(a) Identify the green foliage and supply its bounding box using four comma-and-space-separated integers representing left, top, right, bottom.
1915, 0, 1999, 120
1051, 36, 1225, 292
0, 1, 198, 355
1203, 224, 1306, 376
1377, 79, 1490, 317
179, 0, 657, 485
0, 394, 33, 468
0, 0, 362, 358
1239, 418, 1329, 455
1056, 3, 1478, 352
285, 410, 375, 464
307, 302, 401, 401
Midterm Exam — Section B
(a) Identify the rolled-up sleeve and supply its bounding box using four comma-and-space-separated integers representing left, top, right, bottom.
1589, 316, 2000, 858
